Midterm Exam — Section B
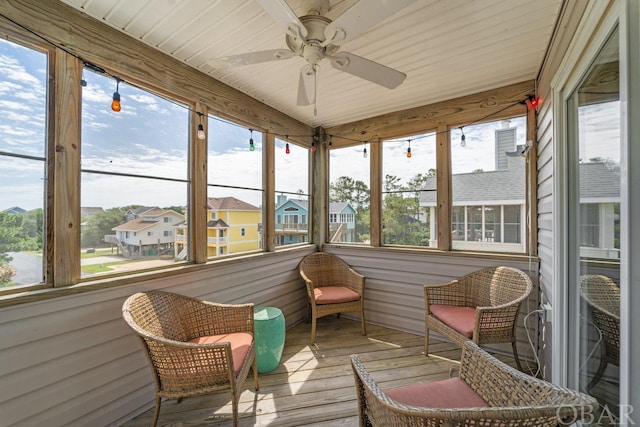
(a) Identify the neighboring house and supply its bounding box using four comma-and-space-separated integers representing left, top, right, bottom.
2, 206, 26, 215
275, 195, 356, 245
420, 126, 527, 253
578, 161, 621, 259
328, 201, 357, 243
125, 206, 157, 222
420, 127, 620, 258
112, 208, 184, 257
174, 196, 261, 258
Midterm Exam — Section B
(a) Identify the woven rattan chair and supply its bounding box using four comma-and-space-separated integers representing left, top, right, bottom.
424, 266, 532, 371
580, 274, 620, 391
122, 291, 259, 427
351, 341, 598, 427
299, 252, 366, 343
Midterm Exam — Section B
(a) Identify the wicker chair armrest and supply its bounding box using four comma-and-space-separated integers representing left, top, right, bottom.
474, 303, 521, 330
342, 267, 365, 295
424, 279, 466, 308
191, 301, 255, 336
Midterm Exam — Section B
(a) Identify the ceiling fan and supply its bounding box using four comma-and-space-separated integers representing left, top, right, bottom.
208, 0, 413, 108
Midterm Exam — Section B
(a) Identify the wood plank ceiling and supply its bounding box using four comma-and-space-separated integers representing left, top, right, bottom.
58, 0, 562, 128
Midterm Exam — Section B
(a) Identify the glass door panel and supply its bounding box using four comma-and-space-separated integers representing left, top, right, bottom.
568, 27, 620, 418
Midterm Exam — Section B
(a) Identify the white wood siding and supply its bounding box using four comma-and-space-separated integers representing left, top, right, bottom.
534, 0, 589, 380
0, 247, 313, 427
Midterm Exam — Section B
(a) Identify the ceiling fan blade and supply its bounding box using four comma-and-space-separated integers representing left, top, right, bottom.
330, 52, 406, 89
297, 65, 316, 106
208, 49, 294, 69
255, 0, 308, 38
324, 0, 414, 46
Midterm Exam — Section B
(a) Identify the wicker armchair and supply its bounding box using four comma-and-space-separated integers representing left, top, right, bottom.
351, 341, 598, 427
424, 266, 532, 371
299, 252, 366, 343
580, 274, 620, 391
122, 291, 259, 427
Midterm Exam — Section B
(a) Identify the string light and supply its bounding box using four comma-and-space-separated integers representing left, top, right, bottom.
329, 134, 333, 146
285, 135, 290, 154
406, 139, 412, 158
111, 77, 121, 112
249, 129, 255, 151
311, 135, 317, 152
363, 141, 368, 158
196, 112, 206, 140
460, 127, 466, 147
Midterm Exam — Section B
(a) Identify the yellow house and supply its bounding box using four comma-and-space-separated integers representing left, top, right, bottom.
174, 197, 262, 258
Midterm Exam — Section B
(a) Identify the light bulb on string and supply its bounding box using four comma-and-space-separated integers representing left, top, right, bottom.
329, 134, 333, 146
285, 135, 290, 154
196, 113, 206, 140
249, 129, 255, 151
111, 77, 121, 112
460, 127, 466, 148
311, 135, 317, 153
363, 142, 368, 158
407, 140, 412, 158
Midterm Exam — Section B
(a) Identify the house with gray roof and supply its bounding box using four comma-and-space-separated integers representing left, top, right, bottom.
420, 127, 620, 257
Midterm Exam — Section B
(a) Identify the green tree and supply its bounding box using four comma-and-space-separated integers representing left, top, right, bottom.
81, 207, 128, 248
383, 174, 430, 246
0, 212, 26, 262
330, 176, 371, 241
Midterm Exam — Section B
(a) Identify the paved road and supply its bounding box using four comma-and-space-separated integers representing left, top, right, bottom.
6, 252, 43, 286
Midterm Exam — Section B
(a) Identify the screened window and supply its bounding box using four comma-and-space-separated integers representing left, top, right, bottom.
0, 38, 47, 289
81, 69, 188, 273
382, 133, 436, 247
275, 138, 309, 247
207, 117, 263, 257
329, 144, 370, 244
450, 117, 526, 252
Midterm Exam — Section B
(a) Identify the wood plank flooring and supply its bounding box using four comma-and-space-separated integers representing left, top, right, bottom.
123, 316, 517, 427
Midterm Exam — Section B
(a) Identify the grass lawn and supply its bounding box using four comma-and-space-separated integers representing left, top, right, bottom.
81, 247, 119, 259
81, 260, 131, 274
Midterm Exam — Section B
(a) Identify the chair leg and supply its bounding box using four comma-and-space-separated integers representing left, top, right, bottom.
424, 329, 430, 356
311, 315, 317, 343
253, 357, 260, 390
232, 395, 239, 427
360, 303, 366, 336
512, 340, 524, 372
151, 396, 161, 427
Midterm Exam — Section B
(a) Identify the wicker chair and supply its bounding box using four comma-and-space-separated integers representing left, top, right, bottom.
424, 266, 532, 371
122, 291, 259, 427
580, 274, 620, 391
351, 341, 598, 427
299, 252, 366, 343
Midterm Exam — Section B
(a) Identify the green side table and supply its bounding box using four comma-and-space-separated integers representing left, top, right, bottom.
254, 307, 286, 373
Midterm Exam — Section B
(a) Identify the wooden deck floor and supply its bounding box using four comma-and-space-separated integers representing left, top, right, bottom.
123, 316, 517, 427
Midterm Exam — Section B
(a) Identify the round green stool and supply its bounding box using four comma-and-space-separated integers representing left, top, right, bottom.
253, 307, 285, 373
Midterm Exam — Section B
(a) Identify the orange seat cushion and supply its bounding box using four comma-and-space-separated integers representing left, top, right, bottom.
430, 304, 476, 338
385, 377, 488, 408
314, 286, 360, 304
188, 332, 253, 375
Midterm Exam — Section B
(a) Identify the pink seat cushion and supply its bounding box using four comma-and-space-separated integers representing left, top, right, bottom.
430, 304, 476, 338
314, 286, 360, 304
188, 332, 253, 375
386, 377, 488, 408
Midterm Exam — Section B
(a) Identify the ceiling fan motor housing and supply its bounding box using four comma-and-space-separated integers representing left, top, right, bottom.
286, 15, 338, 66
